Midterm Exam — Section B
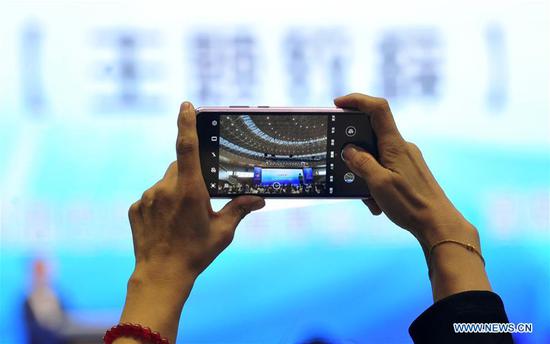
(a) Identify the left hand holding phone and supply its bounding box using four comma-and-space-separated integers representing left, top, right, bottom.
116, 101, 265, 344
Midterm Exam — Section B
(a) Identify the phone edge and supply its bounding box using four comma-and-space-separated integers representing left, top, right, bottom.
196, 106, 363, 113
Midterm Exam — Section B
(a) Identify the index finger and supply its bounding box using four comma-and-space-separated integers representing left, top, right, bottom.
334, 93, 405, 144
176, 101, 202, 180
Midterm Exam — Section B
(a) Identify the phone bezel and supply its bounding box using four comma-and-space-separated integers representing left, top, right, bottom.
196, 106, 376, 199
196, 106, 363, 114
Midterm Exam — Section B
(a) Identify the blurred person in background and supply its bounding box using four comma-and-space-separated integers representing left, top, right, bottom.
107, 94, 513, 344
24, 258, 66, 344
24, 259, 108, 344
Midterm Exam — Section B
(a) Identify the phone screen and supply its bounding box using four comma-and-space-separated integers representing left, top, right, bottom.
197, 110, 377, 198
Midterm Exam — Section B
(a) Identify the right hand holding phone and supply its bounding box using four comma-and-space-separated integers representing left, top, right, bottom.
336, 93, 476, 251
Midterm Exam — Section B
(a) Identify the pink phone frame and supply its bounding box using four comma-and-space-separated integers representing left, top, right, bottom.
195, 106, 372, 199
195, 106, 362, 114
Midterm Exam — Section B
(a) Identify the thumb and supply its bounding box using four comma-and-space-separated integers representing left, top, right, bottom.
342, 144, 387, 190
217, 196, 265, 230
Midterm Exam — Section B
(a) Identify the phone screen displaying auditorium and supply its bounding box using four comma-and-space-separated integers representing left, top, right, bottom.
196, 108, 378, 198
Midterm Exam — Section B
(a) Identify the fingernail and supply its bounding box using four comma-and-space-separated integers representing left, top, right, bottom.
343, 144, 364, 161
252, 198, 266, 210
183, 101, 191, 110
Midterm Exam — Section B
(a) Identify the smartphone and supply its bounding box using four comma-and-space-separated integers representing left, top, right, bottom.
196, 106, 378, 198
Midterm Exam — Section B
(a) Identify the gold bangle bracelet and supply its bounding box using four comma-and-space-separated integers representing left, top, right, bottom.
427, 239, 485, 277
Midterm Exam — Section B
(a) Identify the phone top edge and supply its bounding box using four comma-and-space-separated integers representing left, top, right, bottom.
209, 196, 370, 199
195, 106, 362, 113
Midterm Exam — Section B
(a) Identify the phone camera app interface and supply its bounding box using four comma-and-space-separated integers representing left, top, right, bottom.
219, 114, 327, 195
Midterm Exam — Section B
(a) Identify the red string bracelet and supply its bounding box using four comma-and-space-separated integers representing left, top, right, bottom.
104, 323, 169, 344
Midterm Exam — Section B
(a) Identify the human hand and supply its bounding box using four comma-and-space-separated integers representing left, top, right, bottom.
335, 93, 477, 251
117, 102, 265, 343
128, 101, 265, 282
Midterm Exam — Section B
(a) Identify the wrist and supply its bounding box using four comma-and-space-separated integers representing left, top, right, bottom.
117, 264, 196, 343
132, 258, 199, 288
128, 265, 196, 298
414, 206, 479, 255
124, 266, 194, 314
410, 206, 491, 301
428, 232, 491, 301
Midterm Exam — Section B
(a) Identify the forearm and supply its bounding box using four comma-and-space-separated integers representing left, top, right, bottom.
114, 264, 196, 344
429, 237, 491, 301
418, 215, 491, 302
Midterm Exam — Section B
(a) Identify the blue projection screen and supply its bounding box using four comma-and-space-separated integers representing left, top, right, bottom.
259, 168, 303, 186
